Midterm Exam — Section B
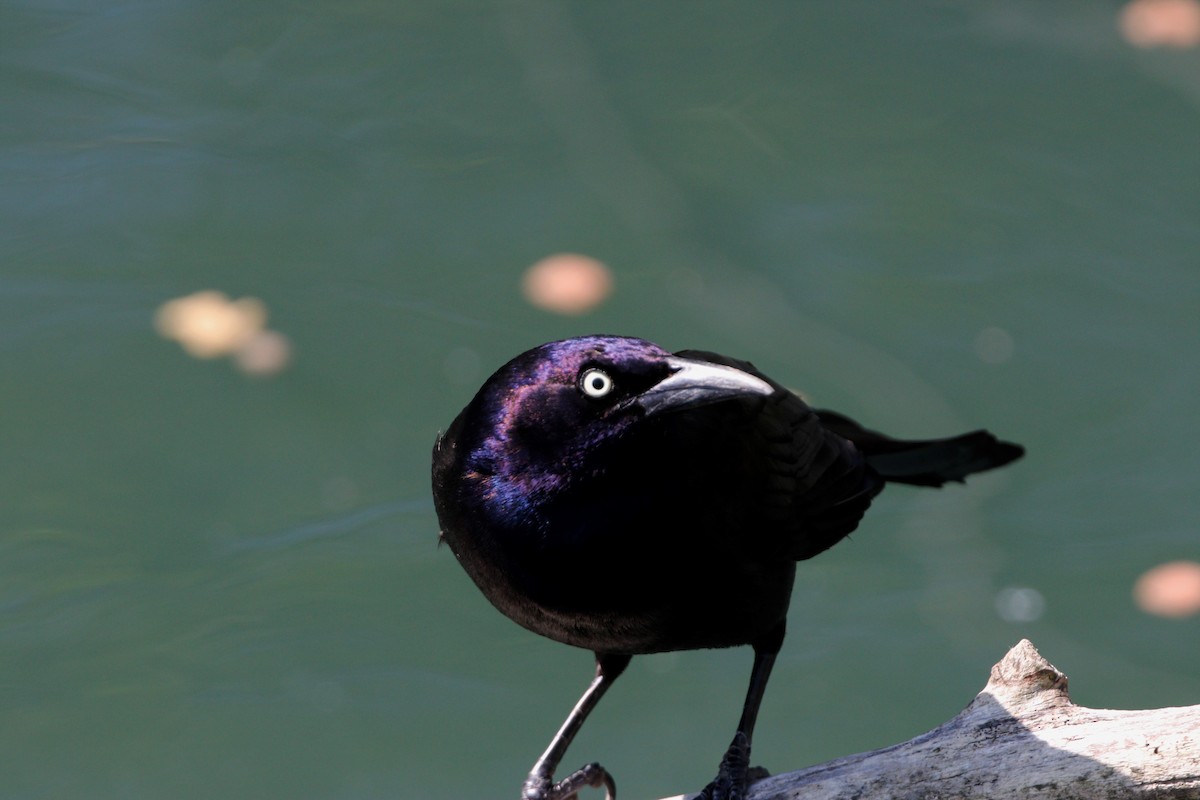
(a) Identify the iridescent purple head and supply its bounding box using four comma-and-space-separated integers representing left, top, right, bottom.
453, 336, 773, 504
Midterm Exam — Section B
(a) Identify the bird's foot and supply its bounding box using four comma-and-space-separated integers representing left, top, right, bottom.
693, 732, 764, 800
521, 762, 615, 800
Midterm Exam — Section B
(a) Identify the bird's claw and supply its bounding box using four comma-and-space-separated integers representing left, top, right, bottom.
694, 732, 756, 800
522, 762, 616, 800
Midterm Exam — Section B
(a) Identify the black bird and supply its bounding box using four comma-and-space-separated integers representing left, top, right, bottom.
432, 335, 1023, 800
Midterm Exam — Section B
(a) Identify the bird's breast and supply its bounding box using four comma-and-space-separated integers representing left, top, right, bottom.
443, 459, 796, 654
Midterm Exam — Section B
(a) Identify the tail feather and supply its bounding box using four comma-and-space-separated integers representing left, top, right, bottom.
815, 410, 1024, 488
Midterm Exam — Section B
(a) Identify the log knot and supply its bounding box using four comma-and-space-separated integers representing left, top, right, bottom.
983, 639, 1070, 710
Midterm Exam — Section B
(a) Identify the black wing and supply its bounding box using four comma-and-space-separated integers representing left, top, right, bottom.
676, 350, 884, 561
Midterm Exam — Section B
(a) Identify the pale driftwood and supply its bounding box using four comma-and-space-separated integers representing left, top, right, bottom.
660, 640, 1200, 800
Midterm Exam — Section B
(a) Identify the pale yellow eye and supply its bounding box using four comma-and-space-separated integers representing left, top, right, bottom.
579, 368, 614, 399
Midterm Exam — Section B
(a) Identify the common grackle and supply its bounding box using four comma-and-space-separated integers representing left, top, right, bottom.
432, 335, 1023, 800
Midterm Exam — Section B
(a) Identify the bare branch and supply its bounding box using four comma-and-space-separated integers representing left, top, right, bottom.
664, 640, 1200, 800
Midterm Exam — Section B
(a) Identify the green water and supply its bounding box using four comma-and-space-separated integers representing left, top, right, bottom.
3, 2, 1198, 798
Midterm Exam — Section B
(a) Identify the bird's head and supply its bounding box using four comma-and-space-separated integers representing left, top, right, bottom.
448, 335, 775, 510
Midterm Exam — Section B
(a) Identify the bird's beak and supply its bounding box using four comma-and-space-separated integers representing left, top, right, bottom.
635, 356, 775, 416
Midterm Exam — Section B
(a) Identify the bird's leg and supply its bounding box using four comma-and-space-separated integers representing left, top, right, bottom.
696, 628, 783, 800
521, 653, 631, 800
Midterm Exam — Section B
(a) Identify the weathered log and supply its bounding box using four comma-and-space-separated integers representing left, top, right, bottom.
662, 640, 1200, 800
